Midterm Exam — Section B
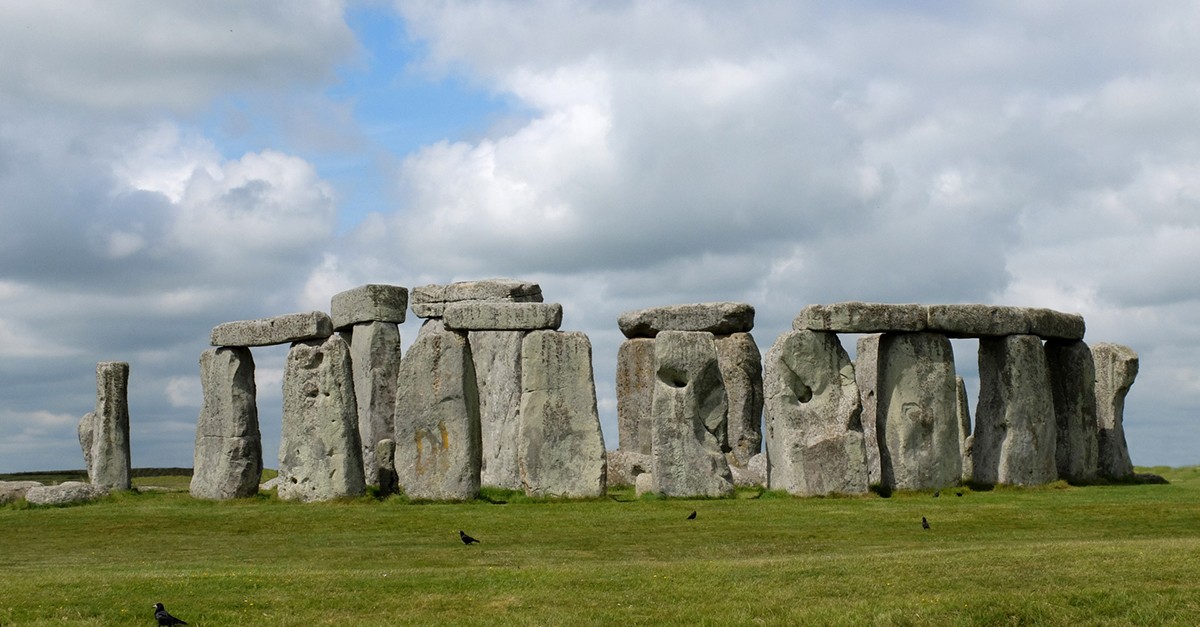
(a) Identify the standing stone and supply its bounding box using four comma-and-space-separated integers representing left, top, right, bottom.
1093, 343, 1138, 480
82, 362, 132, 490
191, 347, 262, 499
616, 338, 656, 455
394, 321, 482, 500
518, 331, 607, 497
956, 375, 973, 482
876, 333, 961, 490
278, 336, 366, 502
1045, 340, 1099, 482
375, 438, 398, 496
470, 330, 526, 490
342, 321, 402, 483
763, 330, 868, 496
650, 331, 733, 497
974, 335, 1057, 485
714, 333, 764, 469
854, 334, 882, 485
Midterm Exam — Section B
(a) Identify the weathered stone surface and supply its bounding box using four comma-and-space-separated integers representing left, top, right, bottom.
731, 452, 767, 487
926, 304, 1028, 338
394, 324, 482, 500
877, 333, 962, 490
191, 347, 263, 500
411, 279, 543, 318
1045, 340, 1099, 482
605, 449, 652, 486
955, 375, 973, 482
375, 438, 398, 497
1093, 342, 1138, 480
278, 336, 366, 502
82, 362, 132, 490
1027, 308, 1086, 341
854, 334, 882, 486
25, 481, 109, 506
342, 321, 402, 483
331, 284, 408, 330
794, 302, 926, 334
470, 330, 525, 490
650, 331, 733, 497
444, 302, 563, 331
634, 471, 655, 496
764, 330, 868, 496
0, 481, 42, 505
616, 338, 656, 455
715, 333, 764, 468
211, 311, 333, 347
619, 302, 754, 339
518, 331, 607, 497
973, 335, 1057, 485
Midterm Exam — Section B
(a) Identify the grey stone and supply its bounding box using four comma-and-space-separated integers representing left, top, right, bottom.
470, 330, 526, 490
24, 481, 109, 506
394, 324, 481, 500
650, 331, 734, 497
191, 347, 263, 500
77, 412, 94, 482
634, 471, 655, 497
278, 335, 366, 502
605, 449, 652, 486
715, 333, 764, 469
731, 452, 767, 487
518, 330, 607, 497
1027, 308, 1086, 341
794, 302, 927, 334
83, 362, 131, 490
956, 375, 973, 482
1093, 342, 1138, 480
925, 304, 1028, 338
619, 302, 754, 339
375, 438, 398, 497
1045, 340, 1099, 482
331, 284, 409, 330
0, 481, 42, 505
444, 302, 563, 331
763, 330, 868, 496
974, 335, 1058, 485
260, 476, 281, 491
411, 279, 543, 318
616, 338, 656, 455
342, 321, 402, 484
854, 334, 883, 486
876, 333, 962, 490
211, 311, 333, 347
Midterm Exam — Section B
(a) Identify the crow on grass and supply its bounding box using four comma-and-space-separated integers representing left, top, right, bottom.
153, 603, 187, 626
922, 517, 930, 530
687, 510, 697, 520
459, 530, 480, 545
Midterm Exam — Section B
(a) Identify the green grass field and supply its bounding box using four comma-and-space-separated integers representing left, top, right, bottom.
2, 468, 1199, 626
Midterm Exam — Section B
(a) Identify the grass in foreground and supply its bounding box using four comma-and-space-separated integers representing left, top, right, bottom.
1, 467, 1199, 625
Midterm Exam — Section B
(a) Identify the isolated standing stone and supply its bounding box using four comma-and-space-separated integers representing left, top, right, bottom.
1045, 340, 1099, 482
1093, 343, 1138, 480
278, 335, 366, 502
394, 321, 482, 500
616, 338, 656, 455
764, 330, 868, 496
518, 331, 607, 497
470, 329, 525, 490
619, 302, 755, 338
956, 375, 973, 482
191, 347, 262, 499
714, 333, 764, 469
974, 335, 1057, 485
876, 333, 961, 490
854, 334, 882, 486
82, 362, 132, 490
375, 438, 398, 497
650, 331, 733, 497
342, 321, 402, 483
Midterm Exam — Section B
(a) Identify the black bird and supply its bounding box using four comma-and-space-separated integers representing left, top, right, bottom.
687, 510, 697, 520
956, 491, 964, 497
921, 517, 930, 530
459, 530, 480, 545
153, 603, 187, 626
934, 490, 940, 498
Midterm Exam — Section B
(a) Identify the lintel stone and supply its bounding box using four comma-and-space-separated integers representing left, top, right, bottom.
618, 302, 754, 338
411, 279, 543, 318
793, 302, 926, 334
211, 311, 333, 347
331, 284, 408, 330
444, 302, 563, 331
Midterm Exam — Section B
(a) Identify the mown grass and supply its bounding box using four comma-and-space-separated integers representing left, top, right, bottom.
2, 468, 1199, 625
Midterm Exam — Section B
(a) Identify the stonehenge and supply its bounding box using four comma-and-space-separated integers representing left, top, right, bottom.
82, 288, 1139, 505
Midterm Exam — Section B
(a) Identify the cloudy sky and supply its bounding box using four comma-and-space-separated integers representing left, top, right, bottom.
2, 1, 1198, 473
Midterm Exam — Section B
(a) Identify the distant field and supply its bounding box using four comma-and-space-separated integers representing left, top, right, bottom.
2, 467, 1199, 625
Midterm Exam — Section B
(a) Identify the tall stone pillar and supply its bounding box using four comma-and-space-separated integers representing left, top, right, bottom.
78, 361, 132, 490
854, 334, 882, 485
1093, 342, 1138, 480
1045, 340, 1099, 482
191, 347, 262, 499
974, 335, 1057, 485
616, 338, 656, 455
469, 329, 526, 490
715, 332, 763, 468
